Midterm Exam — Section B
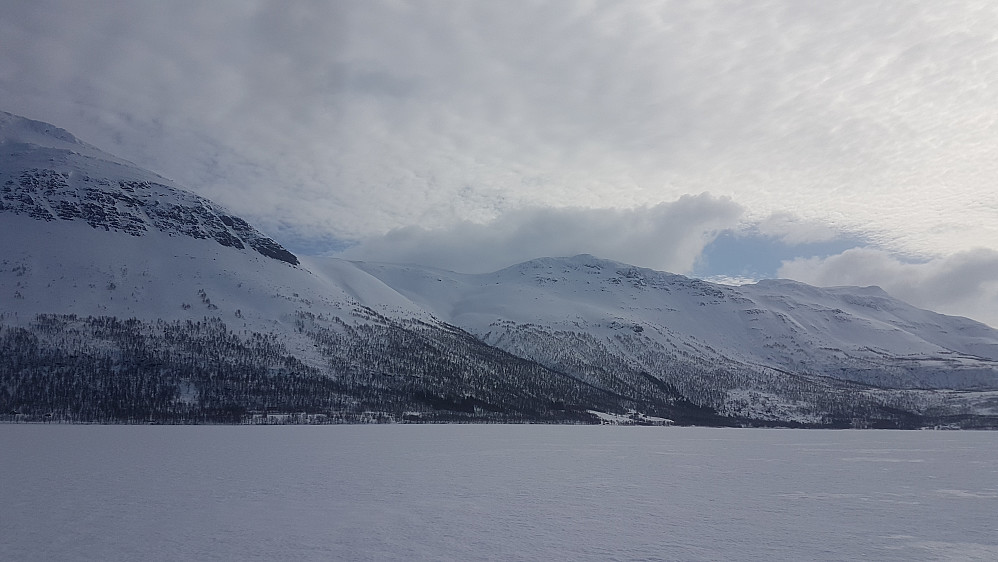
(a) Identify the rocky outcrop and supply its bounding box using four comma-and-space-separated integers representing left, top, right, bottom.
1, 169, 298, 266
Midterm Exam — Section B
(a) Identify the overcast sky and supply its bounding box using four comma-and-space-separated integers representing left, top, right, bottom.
3, 1, 998, 326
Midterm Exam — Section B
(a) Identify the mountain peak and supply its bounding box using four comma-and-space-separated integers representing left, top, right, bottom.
499, 254, 637, 274
0, 110, 83, 147
0, 111, 298, 265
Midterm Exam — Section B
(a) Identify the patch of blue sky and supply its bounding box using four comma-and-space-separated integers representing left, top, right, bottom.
694, 230, 865, 282
276, 229, 355, 257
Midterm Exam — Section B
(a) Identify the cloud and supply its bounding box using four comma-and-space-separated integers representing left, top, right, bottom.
342, 193, 742, 274
755, 213, 843, 245
703, 275, 760, 287
3, 0, 998, 261
778, 248, 998, 328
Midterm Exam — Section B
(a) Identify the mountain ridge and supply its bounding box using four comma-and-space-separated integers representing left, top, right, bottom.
1, 111, 299, 265
351, 253, 998, 390
2, 111, 997, 427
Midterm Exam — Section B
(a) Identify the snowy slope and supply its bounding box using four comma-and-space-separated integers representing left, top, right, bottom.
353, 254, 998, 390
4, 110, 998, 426
0, 111, 435, 328
0, 111, 443, 376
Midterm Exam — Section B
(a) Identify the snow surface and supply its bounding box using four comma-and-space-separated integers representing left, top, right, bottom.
2, 425, 996, 561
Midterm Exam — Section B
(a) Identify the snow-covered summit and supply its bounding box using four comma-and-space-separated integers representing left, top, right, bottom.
1, 111, 298, 265
1, 110, 85, 148
0, 113, 450, 336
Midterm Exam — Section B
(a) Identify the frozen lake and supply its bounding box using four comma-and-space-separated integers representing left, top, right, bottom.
2, 425, 997, 561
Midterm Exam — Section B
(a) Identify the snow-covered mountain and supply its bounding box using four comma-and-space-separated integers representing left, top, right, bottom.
353, 254, 998, 391
0, 111, 433, 330
2, 111, 997, 427
1, 111, 676, 425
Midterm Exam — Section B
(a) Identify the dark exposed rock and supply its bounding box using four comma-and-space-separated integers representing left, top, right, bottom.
1, 169, 298, 265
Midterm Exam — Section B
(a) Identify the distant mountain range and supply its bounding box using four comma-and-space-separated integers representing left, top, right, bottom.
2, 111, 996, 427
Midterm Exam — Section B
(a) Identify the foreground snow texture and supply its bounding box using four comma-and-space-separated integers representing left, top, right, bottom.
3, 426, 997, 561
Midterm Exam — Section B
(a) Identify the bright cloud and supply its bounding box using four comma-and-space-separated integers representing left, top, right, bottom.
3, 1, 998, 254
779, 248, 998, 328
345, 194, 742, 274
755, 213, 844, 245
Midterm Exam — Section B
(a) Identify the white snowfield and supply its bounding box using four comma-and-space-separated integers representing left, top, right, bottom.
2, 425, 997, 561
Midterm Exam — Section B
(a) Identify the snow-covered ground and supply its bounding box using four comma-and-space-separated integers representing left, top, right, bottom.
2, 425, 996, 561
